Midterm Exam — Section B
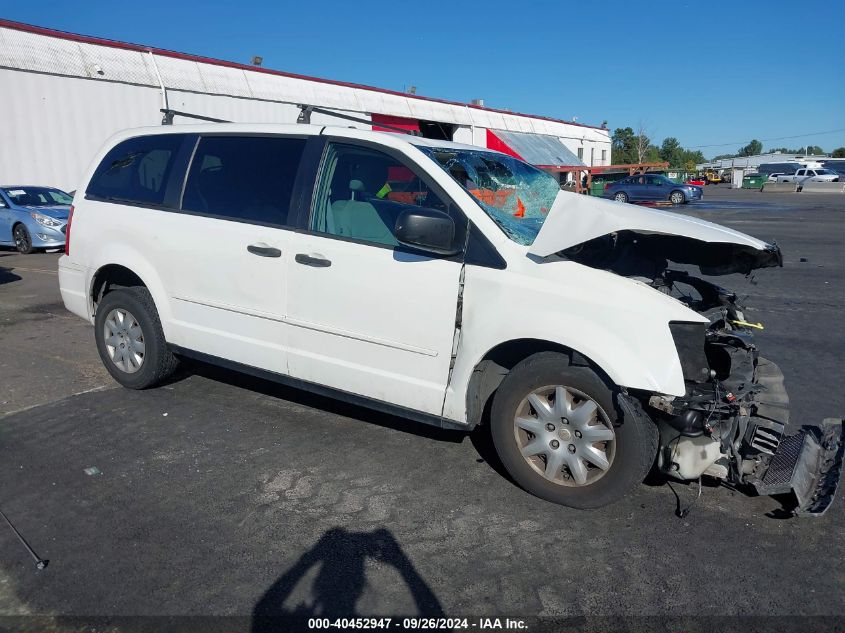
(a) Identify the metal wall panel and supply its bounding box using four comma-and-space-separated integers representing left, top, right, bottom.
0, 24, 612, 185
0, 69, 161, 191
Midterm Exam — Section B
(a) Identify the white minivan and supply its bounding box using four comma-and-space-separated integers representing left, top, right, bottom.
58, 124, 842, 513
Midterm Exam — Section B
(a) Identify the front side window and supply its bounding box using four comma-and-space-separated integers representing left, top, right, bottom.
421, 146, 560, 245
2, 187, 72, 206
311, 143, 456, 248
182, 135, 306, 226
87, 134, 184, 206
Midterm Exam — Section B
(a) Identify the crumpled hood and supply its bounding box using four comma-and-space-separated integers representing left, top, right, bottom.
528, 191, 782, 275
19, 205, 69, 220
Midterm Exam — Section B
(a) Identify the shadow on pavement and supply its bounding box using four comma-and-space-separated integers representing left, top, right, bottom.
251, 527, 444, 631
181, 358, 466, 443
0, 265, 22, 285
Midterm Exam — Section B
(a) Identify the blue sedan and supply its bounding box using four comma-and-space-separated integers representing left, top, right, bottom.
602, 174, 703, 205
0, 186, 72, 253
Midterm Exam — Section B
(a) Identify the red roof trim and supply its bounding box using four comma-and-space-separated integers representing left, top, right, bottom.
0, 18, 606, 132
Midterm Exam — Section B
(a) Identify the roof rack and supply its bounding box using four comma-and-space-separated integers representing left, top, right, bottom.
160, 109, 230, 125
296, 105, 419, 136
159, 104, 416, 137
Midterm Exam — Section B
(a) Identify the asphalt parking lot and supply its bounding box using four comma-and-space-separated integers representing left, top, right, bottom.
1, 186, 844, 625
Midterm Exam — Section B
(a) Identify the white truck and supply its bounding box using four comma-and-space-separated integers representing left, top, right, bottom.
776, 167, 840, 185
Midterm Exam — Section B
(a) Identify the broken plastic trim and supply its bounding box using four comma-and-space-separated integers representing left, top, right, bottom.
751, 419, 843, 516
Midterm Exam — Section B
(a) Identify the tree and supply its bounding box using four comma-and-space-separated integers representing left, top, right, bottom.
611, 127, 637, 164
805, 145, 824, 155
832, 147, 845, 158
660, 137, 683, 166
737, 139, 763, 157
635, 121, 651, 164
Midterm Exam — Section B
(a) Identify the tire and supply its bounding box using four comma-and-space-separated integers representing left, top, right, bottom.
13, 224, 34, 254
613, 191, 629, 203
490, 352, 657, 509
669, 190, 685, 204
94, 287, 178, 389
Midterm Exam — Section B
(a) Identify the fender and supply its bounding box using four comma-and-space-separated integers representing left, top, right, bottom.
441, 261, 704, 424
87, 248, 176, 342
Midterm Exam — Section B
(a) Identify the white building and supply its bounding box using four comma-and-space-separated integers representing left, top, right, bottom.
697, 152, 830, 173
0, 19, 612, 191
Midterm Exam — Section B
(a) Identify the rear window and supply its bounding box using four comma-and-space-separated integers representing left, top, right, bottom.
181, 135, 306, 226
87, 134, 185, 206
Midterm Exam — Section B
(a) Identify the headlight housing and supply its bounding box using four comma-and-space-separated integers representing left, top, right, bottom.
669, 321, 710, 383
30, 212, 62, 228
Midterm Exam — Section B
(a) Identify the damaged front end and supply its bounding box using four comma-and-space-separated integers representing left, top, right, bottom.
564, 231, 843, 516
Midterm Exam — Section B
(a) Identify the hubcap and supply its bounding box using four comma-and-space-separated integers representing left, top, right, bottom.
513, 385, 615, 486
615, 193, 626, 201
103, 308, 145, 373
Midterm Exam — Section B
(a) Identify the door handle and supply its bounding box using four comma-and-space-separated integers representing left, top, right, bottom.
247, 244, 282, 258
295, 253, 331, 268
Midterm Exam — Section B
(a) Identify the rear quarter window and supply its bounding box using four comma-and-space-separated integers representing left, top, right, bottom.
86, 134, 185, 206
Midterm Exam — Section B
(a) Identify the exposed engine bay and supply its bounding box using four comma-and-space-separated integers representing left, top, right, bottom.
565, 231, 843, 516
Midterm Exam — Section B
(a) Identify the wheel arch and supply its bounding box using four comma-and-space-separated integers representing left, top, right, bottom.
669, 188, 687, 203
464, 338, 618, 430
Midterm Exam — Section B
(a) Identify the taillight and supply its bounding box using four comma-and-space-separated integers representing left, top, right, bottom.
64, 205, 74, 256
604, 183, 611, 190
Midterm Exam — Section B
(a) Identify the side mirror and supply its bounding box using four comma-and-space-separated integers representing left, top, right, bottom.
395, 207, 459, 256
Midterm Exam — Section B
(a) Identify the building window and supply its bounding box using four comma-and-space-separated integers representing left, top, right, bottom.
577, 147, 584, 160
602, 149, 607, 163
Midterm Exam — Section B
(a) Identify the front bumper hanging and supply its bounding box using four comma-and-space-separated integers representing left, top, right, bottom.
749, 418, 844, 516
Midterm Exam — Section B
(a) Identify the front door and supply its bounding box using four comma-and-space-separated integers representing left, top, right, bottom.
285, 141, 464, 416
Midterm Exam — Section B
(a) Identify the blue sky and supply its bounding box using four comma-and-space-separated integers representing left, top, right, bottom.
2, 0, 843, 156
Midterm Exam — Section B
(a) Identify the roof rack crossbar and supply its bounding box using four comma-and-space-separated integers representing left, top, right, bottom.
297, 104, 419, 136
160, 108, 231, 125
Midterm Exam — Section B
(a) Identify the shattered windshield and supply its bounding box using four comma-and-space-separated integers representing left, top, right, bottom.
420, 147, 560, 245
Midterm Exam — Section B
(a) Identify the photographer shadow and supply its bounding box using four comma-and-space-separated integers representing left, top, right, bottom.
252, 527, 444, 631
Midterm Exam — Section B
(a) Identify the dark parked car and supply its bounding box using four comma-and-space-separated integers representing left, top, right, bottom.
602, 174, 703, 204
0, 186, 71, 253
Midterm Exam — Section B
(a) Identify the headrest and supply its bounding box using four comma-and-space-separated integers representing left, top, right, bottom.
349, 179, 365, 193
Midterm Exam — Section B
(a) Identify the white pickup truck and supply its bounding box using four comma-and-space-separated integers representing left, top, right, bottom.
776, 167, 840, 184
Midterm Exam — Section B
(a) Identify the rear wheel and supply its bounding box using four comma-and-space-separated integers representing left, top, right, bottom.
13, 224, 34, 254
94, 287, 178, 389
613, 191, 629, 203
490, 352, 657, 508
669, 190, 685, 204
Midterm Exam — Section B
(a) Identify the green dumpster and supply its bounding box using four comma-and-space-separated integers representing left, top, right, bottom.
589, 181, 607, 196
742, 174, 767, 189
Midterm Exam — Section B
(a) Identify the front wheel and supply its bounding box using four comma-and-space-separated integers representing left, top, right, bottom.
490, 352, 657, 509
13, 224, 34, 254
613, 191, 629, 203
94, 287, 178, 389
669, 190, 686, 204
